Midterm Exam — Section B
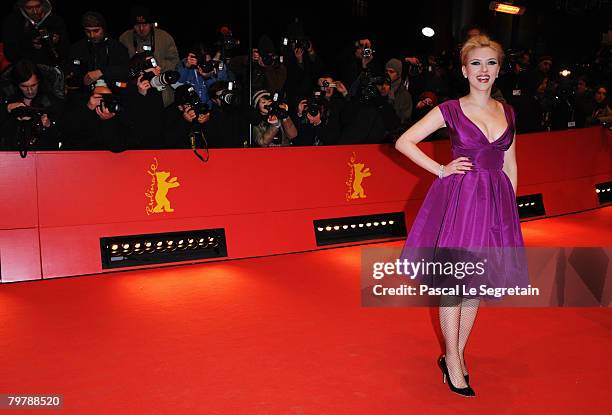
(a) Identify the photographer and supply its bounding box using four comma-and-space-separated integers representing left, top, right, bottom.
574, 76, 593, 128
310, 75, 349, 145
499, 50, 535, 132
525, 55, 555, 131
380, 58, 413, 126
61, 80, 132, 151
66, 12, 129, 98
162, 84, 210, 148
119, 6, 180, 107
251, 35, 287, 93
338, 72, 400, 144
284, 37, 325, 110
122, 53, 166, 148
251, 89, 297, 147
205, 80, 249, 148
0, 59, 62, 150
341, 38, 382, 90
586, 85, 612, 126
176, 44, 233, 108
293, 92, 328, 146
2, 0, 70, 66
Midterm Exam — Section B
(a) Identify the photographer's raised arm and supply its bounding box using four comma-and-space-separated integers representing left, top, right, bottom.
256, 119, 282, 146
282, 115, 297, 140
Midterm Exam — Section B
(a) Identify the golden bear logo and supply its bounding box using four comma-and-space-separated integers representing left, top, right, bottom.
153, 171, 180, 212
346, 152, 372, 200
145, 158, 180, 215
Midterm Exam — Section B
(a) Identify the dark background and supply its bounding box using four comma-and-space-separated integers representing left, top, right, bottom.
2, 0, 610, 69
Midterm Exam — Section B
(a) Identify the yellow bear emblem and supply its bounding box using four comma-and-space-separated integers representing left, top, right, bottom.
153, 171, 180, 213
350, 163, 371, 199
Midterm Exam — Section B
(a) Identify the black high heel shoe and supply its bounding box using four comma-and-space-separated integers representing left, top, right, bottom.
440, 355, 470, 384
437, 356, 476, 397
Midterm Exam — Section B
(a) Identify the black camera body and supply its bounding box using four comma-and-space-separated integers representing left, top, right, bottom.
192, 101, 210, 117
265, 101, 288, 119
128, 55, 158, 79
283, 37, 311, 51
100, 94, 122, 114
197, 59, 223, 74
304, 91, 324, 117
11, 106, 45, 119
261, 53, 282, 66
34, 26, 60, 61
180, 86, 210, 117
219, 82, 241, 107
357, 72, 390, 104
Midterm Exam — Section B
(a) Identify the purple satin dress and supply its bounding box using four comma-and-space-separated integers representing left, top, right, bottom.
400, 99, 529, 298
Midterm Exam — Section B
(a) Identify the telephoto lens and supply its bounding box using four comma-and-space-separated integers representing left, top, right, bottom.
149, 71, 180, 91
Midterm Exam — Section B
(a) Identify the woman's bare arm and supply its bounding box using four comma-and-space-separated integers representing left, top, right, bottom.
395, 106, 472, 177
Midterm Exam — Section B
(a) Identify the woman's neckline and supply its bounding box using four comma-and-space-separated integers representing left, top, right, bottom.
457, 98, 510, 144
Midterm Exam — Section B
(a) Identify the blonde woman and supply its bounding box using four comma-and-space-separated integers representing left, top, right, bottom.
395, 35, 528, 397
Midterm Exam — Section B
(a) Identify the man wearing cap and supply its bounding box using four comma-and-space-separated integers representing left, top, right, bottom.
381, 58, 413, 126
119, 6, 179, 106
67, 11, 129, 94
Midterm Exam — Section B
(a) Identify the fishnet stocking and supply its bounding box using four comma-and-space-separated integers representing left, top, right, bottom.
439, 296, 480, 388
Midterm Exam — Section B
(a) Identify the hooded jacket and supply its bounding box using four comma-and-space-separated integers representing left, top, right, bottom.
1, 0, 70, 65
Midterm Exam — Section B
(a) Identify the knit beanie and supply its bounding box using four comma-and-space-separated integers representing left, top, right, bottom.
385, 58, 403, 78
82, 11, 106, 29
252, 89, 270, 109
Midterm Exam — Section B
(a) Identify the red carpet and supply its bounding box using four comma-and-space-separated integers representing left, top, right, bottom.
1, 207, 611, 414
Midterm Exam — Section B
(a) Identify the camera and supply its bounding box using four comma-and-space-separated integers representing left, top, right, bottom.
282, 37, 311, 51
355, 41, 375, 58
362, 47, 374, 58
11, 106, 45, 119
260, 52, 282, 66
218, 81, 241, 106
198, 59, 224, 74
356, 72, 390, 104
128, 55, 158, 79
320, 80, 337, 89
304, 91, 324, 117
141, 70, 180, 91
264, 93, 288, 119
179, 85, 210, 117
35, 26, 60, 61
502, 49, 529, 75
100, 94, 122, 114
12, 106, 46, 156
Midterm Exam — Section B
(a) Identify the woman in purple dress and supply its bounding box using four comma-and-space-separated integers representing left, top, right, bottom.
395, 35, 528, 397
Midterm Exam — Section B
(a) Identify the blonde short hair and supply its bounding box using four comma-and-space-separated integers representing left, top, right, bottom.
460, 35, 505, 66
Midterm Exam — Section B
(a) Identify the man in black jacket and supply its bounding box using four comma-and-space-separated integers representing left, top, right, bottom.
66, 11, 129, 98
162, 84, 210, 149
0, 59, 63, 150
61, 80, 132, 152
205, 80, 249, 148
2, 0, 70, 66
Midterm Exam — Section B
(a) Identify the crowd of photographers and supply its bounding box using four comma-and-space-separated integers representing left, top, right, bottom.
1, 0, 611, 153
